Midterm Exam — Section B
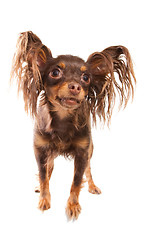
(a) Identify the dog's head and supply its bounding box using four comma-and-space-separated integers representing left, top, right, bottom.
11, 31, 136, 124
40, 55, 90, 111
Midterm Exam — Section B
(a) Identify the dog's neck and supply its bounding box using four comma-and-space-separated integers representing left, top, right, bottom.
50, 102, 74, 120
49, 100, 89, 129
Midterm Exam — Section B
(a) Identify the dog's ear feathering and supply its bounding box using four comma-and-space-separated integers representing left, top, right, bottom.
87, 46, 136, 125
10, 31, 52, 116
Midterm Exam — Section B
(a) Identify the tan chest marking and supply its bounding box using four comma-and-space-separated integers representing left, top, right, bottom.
34, 134, 50, 148
74, 137, 89, 149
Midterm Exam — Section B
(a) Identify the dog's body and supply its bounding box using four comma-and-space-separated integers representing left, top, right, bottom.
11, 31, 136, 220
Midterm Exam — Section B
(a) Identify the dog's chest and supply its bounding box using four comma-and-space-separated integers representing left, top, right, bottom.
50, 119, 89, 154
49, 119, 78, 152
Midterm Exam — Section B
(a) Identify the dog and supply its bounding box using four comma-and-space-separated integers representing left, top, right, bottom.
10, 31, 136, 220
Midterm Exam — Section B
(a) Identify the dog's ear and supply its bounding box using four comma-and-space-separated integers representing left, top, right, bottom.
87, 46, 136, 125
10, 31, 52, 116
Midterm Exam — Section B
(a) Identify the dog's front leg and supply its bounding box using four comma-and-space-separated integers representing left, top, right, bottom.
66, 150, 88, 220
34, 145, 51, 211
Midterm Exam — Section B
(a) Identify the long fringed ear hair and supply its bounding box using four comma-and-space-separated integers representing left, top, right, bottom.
10, 31, 52, 116
87, 46, 136, 125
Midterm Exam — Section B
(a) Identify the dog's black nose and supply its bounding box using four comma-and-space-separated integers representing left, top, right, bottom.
68, 82, 81, 96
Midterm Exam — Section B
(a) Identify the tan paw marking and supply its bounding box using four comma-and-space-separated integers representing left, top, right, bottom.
38, 193, 51, 211
88, 184, 102, 194
66, 201, 81, 220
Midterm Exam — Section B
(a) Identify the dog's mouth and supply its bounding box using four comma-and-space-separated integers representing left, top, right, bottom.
56, 96, 81, 108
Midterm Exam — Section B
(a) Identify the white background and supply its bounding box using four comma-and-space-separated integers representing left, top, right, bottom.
1, 0, 160, 239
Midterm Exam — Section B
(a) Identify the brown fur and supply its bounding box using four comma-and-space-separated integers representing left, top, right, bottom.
10, 31, 136, 220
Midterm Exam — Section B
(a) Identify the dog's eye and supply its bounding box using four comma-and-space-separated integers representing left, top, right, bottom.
81, 73, 90, 84
49, 68, 62, 79
52, 69, 60, 77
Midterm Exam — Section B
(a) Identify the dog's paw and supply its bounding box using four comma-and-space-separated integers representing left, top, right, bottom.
66, 201, 81, 221
35, 186, 40, 193
38, 193, 51, 211
88, 184, 102, 194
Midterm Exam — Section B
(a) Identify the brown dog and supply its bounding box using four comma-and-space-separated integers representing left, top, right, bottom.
10, 31, 136, 220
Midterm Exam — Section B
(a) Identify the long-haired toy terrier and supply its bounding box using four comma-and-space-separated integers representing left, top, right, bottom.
10, 31, 136, 220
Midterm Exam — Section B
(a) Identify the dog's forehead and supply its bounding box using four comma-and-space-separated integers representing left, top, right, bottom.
55, 55, 86, 70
